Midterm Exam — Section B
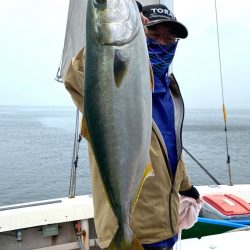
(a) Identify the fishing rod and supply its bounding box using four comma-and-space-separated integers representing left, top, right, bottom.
183, 147, 221, 185
214, 0, 233, 186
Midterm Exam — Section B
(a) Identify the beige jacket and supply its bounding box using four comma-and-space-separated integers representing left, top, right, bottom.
64, 48, 192, 249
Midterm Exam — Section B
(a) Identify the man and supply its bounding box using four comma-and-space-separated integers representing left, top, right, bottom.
64, 2, 200, 250
134, 4, 200, 250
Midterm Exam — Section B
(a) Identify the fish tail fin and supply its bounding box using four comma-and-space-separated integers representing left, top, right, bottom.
108, 226, 143, 250
131, 157, 154, 212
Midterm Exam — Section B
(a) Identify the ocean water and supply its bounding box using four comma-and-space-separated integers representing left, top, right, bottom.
0, 106, 249, 206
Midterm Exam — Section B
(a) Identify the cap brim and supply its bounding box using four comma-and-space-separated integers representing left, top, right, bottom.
146, 19, 188, 39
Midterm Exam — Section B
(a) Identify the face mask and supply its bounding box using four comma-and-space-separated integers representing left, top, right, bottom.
147, 37, 178, 79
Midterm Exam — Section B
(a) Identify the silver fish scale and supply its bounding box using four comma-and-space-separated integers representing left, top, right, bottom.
84, 0, 152, 248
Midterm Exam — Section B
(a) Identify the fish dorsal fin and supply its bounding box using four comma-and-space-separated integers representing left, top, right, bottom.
113, 49, 129, 87
81, 117, 91, 143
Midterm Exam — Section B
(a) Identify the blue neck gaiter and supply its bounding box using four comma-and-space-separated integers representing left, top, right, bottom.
147, 37, 178, 80
147, 37, 179, 177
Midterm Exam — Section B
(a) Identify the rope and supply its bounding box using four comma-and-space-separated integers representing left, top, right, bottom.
214, 0, 233, 185
69, 108, 82, 198
183, 147, 221, 185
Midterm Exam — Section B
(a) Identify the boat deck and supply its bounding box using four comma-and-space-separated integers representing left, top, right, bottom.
175, 229, 250, 250
0, 184, 249, 249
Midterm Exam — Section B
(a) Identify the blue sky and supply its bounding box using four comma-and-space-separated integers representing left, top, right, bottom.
0, 0, 249, 109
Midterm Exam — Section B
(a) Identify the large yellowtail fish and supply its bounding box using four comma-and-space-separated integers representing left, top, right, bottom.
84, 0, 152, 249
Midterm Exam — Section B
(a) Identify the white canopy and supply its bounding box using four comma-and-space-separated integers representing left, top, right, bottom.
56, 0, 172, 82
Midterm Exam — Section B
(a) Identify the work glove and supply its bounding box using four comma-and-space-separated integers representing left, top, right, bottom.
179, 185, 200, 200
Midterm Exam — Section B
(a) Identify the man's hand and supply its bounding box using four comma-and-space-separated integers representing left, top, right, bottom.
140, 13, 149, 34
140, 13, 149, 25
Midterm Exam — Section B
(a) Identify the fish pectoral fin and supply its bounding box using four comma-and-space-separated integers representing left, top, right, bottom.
113, 49, 129, 87
131, 158, 154, 212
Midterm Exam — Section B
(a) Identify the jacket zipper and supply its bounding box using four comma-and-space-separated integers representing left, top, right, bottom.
169, 75, 185, 235
152, 75, 185, 235
152, 124, 175, 234
170, 74, 185, 163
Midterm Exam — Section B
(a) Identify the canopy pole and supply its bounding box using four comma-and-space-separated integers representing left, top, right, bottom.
69, 109, 82, 198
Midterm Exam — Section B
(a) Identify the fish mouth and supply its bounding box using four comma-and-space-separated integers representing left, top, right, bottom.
95, 0, 140, 45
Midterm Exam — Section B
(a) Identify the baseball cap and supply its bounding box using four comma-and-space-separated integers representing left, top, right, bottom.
136, 1, 142, 12
142, 4, 188, 39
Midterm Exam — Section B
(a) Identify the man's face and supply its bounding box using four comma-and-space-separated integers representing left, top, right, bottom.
147, 23, 178, 45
